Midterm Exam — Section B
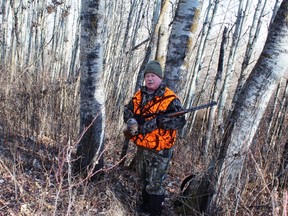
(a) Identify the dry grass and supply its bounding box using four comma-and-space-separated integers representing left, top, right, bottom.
0, 71, 287, 215
0, 133, 136, 215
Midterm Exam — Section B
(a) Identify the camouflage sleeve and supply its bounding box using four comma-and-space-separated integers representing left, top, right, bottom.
157, 98, 186, 130
139, 98, 186, 135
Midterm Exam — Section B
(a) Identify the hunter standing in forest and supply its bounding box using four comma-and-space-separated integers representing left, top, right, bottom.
123, 60, 186, 216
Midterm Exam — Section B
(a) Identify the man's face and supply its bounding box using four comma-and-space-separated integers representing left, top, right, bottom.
144, 72, 162, 92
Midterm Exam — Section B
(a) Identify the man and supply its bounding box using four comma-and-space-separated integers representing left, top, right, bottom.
124, 60, 186, 216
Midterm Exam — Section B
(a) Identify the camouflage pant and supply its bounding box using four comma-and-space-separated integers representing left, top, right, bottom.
136, 147, 173, 195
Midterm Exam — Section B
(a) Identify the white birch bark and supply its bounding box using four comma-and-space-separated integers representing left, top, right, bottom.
155, 0, 174, 65
204, 27, 228, 157
0, 2, 8, 66
182, 0, 221, 137
75, 0, 105, 174
165, 0, 201, 96
115, 0, 146, 107
8, 1, 17, 85
184, 0, 219, 106
217, 0, 249, 127
270, 0, 282, 25
1, 0, 80, 81
233, 0, 268, 104
269, 80, 288, 147
266, 82, 282, 146
209, 0, 288, 211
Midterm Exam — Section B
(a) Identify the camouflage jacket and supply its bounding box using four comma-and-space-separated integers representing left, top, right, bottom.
124, 82, 186, 135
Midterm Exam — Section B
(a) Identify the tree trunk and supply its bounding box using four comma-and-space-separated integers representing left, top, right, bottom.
184, 0, 219, 106
164, 0, 201, 96
155, 0, 174, 65
74, 0, 105, 179
232, 0, 269, 105
217, 0, 248, 127
203, 27, 228, 157
278, 139, 288, 189
208, 0, 288, 213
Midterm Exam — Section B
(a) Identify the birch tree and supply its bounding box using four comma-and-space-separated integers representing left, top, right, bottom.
155, 0, 174, 66
232, 0, 269, 105
203, 27, 228, 157
165, 0, 201, 96
184, 0, 220, 107
74, 0, 105, 178
208, 0, 288, 212
266, 80, 288, 147
278, 139, 288, 188
217, 0, 249, 127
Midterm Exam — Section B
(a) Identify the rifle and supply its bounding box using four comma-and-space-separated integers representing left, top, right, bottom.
139, 101, 217, 120
119, 101, 217, 165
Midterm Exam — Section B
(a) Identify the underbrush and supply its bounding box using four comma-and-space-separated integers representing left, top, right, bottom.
0, 133, 137, 215
0, 72, 287, 215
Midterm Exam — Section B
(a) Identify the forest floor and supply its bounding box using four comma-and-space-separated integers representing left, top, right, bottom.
0, 133, 192, 216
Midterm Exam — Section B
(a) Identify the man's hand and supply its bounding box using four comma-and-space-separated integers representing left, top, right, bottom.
126, 118, 139, 136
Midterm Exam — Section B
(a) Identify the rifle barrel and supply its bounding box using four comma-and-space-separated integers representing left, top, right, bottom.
185, 101, 217, 113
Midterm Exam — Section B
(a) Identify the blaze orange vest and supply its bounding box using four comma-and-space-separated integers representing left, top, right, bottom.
131, 87, 177, 151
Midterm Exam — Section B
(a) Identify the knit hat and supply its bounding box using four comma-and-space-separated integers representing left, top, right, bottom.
144, 60, 163, 78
